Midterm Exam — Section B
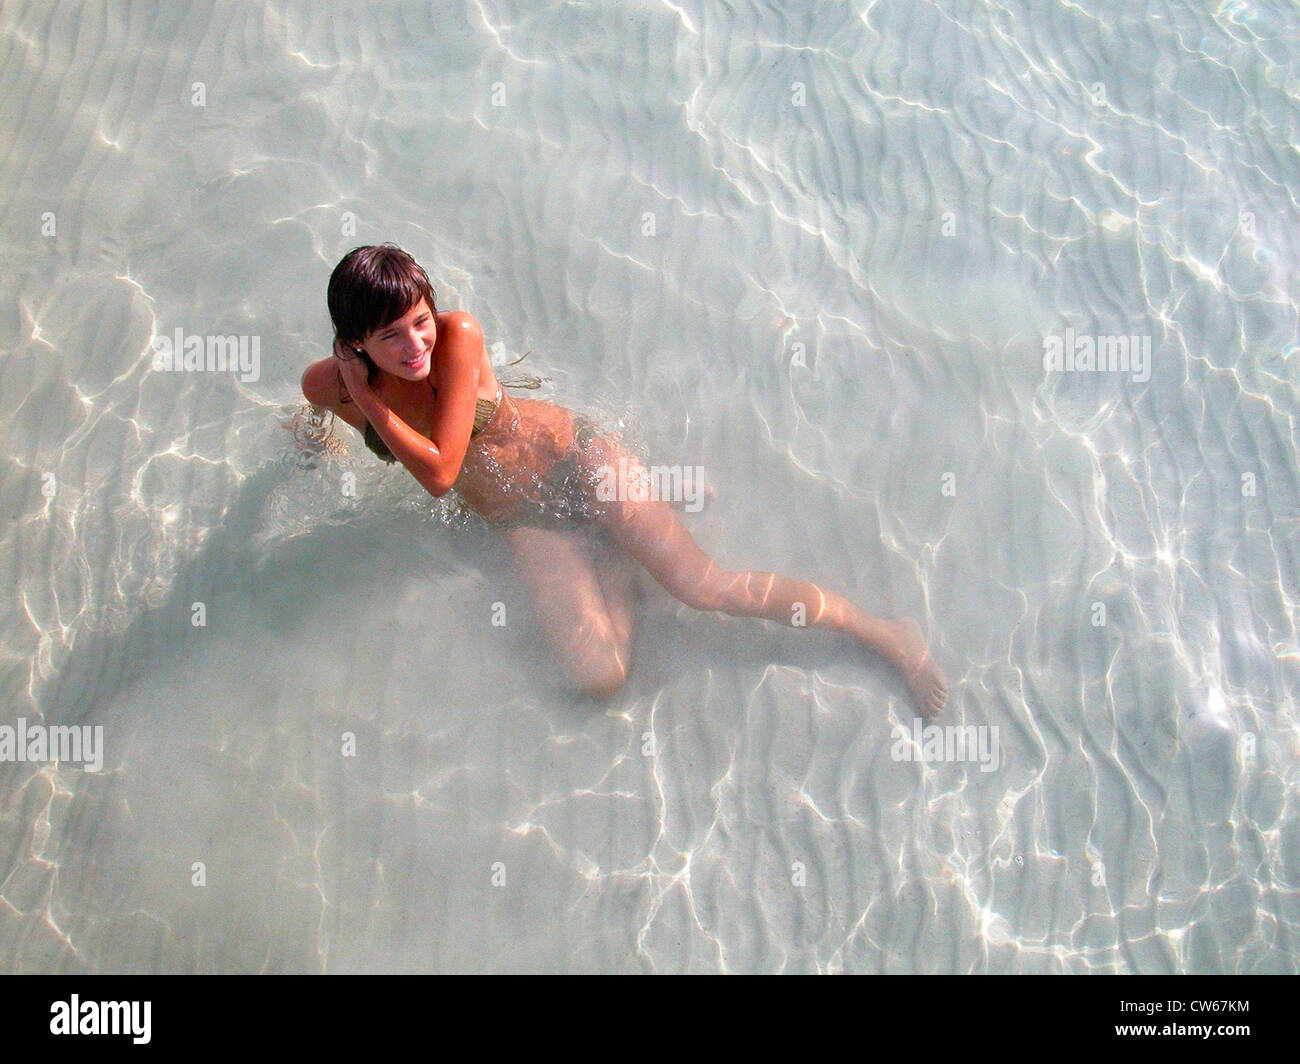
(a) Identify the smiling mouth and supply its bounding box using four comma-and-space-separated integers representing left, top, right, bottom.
402, 351, 429, 369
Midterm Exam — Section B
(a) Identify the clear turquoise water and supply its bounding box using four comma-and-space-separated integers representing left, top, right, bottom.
0, 0, 1296, 972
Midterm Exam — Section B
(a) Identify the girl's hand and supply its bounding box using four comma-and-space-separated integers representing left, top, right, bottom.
334, 338, 372, 398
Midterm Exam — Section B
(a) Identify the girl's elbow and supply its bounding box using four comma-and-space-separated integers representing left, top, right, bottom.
424, 468, 458, 497
411, 448, 459, 497
429, 452, 466, 497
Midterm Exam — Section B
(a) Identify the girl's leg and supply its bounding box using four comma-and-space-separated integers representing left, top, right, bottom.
504, 524, 637, 699
591, 473, 948, 715
588, 527, 639, 654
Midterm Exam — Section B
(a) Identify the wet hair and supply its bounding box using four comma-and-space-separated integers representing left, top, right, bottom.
327, 244, 438, 381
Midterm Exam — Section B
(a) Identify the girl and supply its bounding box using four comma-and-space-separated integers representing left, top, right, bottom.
301, 244, 947, 715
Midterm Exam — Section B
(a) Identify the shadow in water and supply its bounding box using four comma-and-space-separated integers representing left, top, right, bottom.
37, 453, 516, 727
40, 442, 900, 731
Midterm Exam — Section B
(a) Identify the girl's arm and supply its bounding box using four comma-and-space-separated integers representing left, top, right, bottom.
300, 353, 367, 434
337, 313, 485, 497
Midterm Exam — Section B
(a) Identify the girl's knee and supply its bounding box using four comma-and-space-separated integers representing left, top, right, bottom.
669, 570, 735, 614
569, 656, 628, 699
560, 620, 630, 699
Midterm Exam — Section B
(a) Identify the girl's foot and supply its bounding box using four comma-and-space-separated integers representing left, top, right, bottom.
884, 618, 948, 718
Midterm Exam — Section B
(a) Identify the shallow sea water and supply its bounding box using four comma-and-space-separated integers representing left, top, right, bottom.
0, 0, 1297, 972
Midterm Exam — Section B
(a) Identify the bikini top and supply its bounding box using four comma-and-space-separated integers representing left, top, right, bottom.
337, 366, 500, 464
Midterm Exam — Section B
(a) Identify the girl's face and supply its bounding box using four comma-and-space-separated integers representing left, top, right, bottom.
359, 298, 437, 381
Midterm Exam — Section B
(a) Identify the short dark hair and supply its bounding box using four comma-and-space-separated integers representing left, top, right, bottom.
327, 244, 438, 378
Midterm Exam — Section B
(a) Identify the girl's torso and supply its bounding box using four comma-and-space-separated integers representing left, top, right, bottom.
335, 314, 615, 527
364, 332, 600, 525
456, 397, 603, 527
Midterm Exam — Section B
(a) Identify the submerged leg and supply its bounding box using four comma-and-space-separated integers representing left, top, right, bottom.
594, 479, 947, 716
504, 524, 636, 699
588, 528, 639, 653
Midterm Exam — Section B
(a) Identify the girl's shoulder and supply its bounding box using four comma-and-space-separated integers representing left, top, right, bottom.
437, 309, 484, 337
300, 358, 367, 432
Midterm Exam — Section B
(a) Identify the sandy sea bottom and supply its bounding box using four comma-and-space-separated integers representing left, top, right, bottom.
0, 0, 1296, 972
